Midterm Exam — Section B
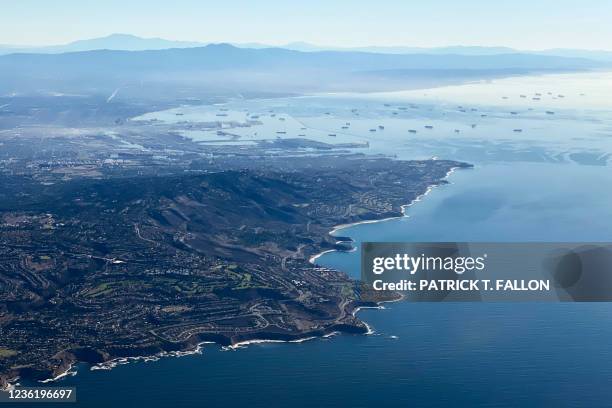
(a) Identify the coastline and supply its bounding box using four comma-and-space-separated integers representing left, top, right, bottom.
23, 325, 367, 386
89, 342, 214, 371
309, 165, 460, 265
40, 363, 78, 383
8, 165, 464, 388
351, 292, 407, 335
306, 164, 462, 335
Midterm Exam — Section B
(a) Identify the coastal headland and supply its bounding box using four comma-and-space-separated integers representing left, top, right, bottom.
0, 154, 470, 386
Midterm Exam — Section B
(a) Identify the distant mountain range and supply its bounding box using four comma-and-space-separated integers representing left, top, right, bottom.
0, 34, 203, 54
1, 39, 609, 98
2, 33, 612, 62
263, 43, 612, 62
1, 43, 602, 78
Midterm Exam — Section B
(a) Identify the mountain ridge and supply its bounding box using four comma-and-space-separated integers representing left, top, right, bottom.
2, 34, 612, 62
1, 42, 605, 97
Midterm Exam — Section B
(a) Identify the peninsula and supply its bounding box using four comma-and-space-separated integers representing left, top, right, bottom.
0, 153, 469, 386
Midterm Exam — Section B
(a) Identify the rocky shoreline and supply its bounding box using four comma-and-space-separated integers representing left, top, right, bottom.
2, 312, 373, 389
1, 157, 470, 389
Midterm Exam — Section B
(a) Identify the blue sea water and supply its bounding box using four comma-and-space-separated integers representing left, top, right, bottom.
30, 303, 612, 408
24, 72, 612, 407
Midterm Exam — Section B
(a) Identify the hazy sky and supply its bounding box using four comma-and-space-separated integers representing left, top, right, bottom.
2, 0, 612, 50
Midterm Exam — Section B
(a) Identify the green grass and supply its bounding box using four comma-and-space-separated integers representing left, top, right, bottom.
341, 284, 355, 297
0, 348, 18, 358
85, 282, 110, 297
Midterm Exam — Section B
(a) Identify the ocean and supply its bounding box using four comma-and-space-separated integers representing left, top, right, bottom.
26, 71, 612, 407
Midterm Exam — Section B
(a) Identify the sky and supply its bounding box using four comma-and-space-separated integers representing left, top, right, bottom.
2, 0, 612, 50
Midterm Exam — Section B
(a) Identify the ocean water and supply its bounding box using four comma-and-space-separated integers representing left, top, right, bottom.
33, 303, 612, 407
27, 72, 612, 407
